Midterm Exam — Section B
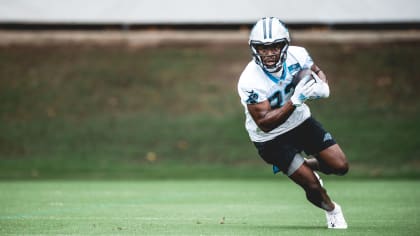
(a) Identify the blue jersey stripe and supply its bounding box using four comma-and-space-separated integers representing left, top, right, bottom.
262, 62, 287, 84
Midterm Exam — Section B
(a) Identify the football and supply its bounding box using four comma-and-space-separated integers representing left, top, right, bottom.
292, 68, 316, 87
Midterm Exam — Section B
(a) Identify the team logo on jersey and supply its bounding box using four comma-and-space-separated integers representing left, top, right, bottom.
288, 63, 301, 74
246, 90, 259, 104
323, 132, 333, 142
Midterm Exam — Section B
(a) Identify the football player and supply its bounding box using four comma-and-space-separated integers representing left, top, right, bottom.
237, 17, 349, 229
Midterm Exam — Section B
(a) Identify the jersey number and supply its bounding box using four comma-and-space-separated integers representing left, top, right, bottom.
268, 91, 284, 109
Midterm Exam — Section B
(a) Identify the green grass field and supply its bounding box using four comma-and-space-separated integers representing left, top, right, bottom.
1, 179, 419, 235
0, 34, 419, 235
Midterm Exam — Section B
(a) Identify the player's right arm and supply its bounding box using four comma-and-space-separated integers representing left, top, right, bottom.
246, 77, 316, 133
247, 100, 296, 133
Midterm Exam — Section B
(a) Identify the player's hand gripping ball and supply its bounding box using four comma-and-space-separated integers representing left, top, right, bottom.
290, 69, 330, 105
292, 69, 316, 87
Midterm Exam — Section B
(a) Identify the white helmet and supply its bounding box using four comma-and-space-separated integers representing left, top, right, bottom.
249, 17, 290, 73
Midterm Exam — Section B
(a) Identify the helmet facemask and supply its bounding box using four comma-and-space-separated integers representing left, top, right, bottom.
250, 40, 289, 73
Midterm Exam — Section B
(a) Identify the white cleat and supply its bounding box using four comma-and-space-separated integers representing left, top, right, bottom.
313, 171, 347, 228
326, 202, 348, 229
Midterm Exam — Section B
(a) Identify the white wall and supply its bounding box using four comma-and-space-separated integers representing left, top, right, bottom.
0, 0, 419, 24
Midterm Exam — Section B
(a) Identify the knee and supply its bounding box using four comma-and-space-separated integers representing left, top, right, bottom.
319, 155, 349, 176
335, 159, 349, 176
319, 145, 349, 176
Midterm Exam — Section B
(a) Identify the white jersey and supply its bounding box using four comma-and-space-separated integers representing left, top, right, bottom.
237, 46, 314, 142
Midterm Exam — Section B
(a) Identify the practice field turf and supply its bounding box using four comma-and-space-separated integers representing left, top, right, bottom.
1, 180, 419, 235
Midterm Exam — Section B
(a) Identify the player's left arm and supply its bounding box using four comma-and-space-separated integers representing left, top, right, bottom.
311, 63, 327, 83
310, 63, 330, 98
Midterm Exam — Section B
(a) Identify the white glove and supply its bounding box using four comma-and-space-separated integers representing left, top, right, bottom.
309, 71, 330, 99
290, 76, 316, 106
